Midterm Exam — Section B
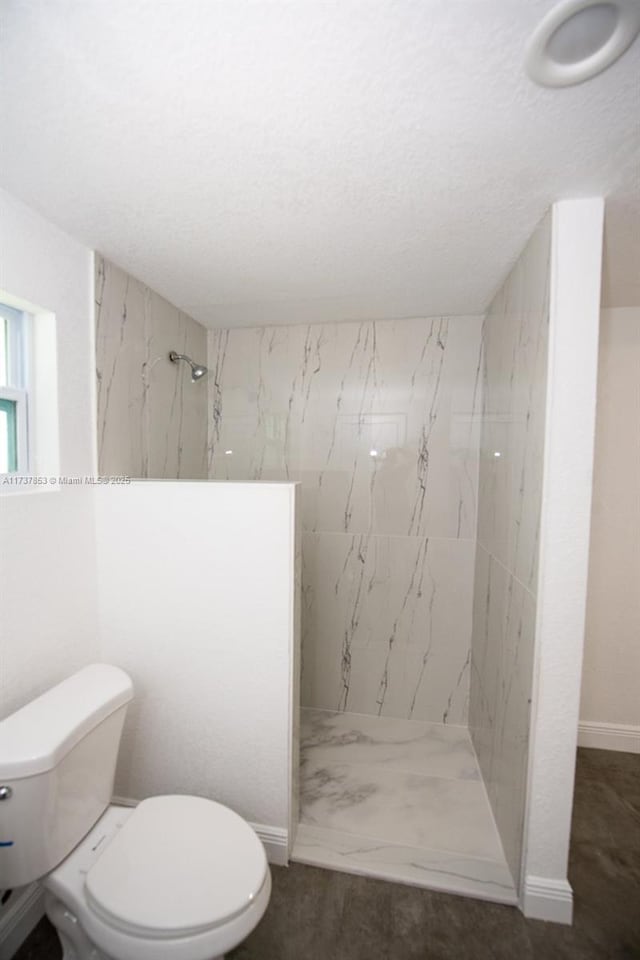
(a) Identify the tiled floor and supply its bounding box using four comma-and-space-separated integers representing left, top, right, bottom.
292, 708, 517, 903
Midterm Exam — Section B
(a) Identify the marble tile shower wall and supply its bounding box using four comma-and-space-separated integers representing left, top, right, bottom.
96, 256, 208, 479
470, 214, 551, 885
208, 316, 483, 722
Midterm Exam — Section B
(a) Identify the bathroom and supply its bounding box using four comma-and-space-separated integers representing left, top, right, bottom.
1, 2, 639, 959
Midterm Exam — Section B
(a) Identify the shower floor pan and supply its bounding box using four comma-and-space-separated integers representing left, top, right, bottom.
292, 708, 517, 905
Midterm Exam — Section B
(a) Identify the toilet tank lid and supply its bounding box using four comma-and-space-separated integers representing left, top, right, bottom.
0, 664, 133, 780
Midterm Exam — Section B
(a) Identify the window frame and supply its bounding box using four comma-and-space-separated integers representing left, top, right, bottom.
0, 303, 30, 476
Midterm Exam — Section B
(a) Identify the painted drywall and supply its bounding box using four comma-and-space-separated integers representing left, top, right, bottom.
580, 306, 640, 743
1, 2, 637, 326
522, 198, 604, 923
94, 481, 300, 840
0, 193, 301, 861
470, 213, 551, 888
208, 316, 482, 722
0, 188, 100, 718
96, 256, 208, 479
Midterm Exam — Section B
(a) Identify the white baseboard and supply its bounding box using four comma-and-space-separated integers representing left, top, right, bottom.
521, 876, 573, 924
0, 884, 45, 960
112, 796, 289, 867
578, 721, 640, 754
250, 823, 289, 867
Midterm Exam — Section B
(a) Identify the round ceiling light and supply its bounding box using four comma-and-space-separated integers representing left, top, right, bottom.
525, 0, 640, 87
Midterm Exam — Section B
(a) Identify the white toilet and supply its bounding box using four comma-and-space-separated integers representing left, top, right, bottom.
0, 664, 271, 960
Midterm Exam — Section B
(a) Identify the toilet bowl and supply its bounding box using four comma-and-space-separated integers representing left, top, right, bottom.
0, 665, 271, 960
44, 799, 271, 960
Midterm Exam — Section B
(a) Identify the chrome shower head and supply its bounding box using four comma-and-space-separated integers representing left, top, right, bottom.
169, 351, 208, 383
189, 362, 208, 382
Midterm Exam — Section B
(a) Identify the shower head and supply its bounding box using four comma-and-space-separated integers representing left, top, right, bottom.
169, 351, 208, 383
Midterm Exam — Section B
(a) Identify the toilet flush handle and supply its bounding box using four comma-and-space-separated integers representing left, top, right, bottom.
0, 786, 13, 801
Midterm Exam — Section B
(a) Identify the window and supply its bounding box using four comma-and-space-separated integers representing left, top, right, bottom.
0, 303, 29, 474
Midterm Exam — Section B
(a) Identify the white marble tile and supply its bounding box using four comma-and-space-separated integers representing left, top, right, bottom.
301, 708, 479, 780
208, 316, 483, 539
301, 532, 474, 722
296, 710, 515, 904
476, 215, 550, 592
95, 257, 148, 477
469, 213, 550, 890
146, 297, 208, 480
292, 824, 517, 905
300, 758, 504, 861
469, 546, 536, 885
208, 314, 483, 725
96, 255, 208, 479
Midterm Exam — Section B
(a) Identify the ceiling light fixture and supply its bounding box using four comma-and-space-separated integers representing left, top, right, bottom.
525, 0, 640, 87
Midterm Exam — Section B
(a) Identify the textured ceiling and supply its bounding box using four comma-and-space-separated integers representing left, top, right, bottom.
0, 0, 638, 327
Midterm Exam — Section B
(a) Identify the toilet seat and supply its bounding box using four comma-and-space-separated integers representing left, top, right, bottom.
85, 795, 268, 939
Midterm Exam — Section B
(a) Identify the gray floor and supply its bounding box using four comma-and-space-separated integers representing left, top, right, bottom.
13, 748, 640, 960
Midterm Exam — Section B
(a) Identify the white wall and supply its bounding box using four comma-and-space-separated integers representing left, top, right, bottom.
522, 198, 604, 923
0, 193, 301, 878
94, 480, 300, 853
579, 306, 640, 750
0, 189, 99, 718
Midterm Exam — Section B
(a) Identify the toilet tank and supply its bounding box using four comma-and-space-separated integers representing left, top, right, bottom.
0, 664, 133, 889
